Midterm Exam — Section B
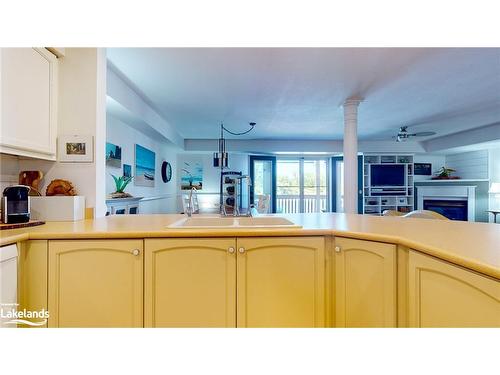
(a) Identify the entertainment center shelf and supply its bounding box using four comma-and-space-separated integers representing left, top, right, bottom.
363, 154, 414, 216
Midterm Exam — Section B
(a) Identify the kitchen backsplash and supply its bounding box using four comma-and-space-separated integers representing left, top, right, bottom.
0, 153, 20, 192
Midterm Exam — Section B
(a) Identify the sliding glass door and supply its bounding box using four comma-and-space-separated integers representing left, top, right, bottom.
276, 160, 301, 213
276, 158, 329, 213
250, 156, 276, 213
303, 159, 328, 212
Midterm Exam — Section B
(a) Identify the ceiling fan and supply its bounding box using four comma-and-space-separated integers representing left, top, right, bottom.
394, 126, 436, 142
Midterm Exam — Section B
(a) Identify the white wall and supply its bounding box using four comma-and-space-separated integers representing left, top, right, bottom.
106, 114, 179, 214
107, 64, 183, 149
176, 153, 249, 213
413, 154, 446, 182
445, 150, 489, 180
423, 122, 500, 153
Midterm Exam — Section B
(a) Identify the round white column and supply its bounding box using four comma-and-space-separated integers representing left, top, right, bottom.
342, 98, 363, 214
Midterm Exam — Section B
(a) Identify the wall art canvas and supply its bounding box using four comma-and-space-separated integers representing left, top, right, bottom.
135, 144, 155, 187
181, 159, 203, 190
123, 164, 132, 178
58, 135, 93, 163
414, 162, 432, 176
106, 142, 122, 168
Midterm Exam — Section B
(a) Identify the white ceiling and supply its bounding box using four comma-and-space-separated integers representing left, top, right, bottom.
107, 48, 500, 141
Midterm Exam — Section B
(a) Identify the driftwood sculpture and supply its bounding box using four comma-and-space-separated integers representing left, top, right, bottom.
45, 179, 77, 196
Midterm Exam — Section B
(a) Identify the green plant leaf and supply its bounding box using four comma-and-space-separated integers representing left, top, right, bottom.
121, 176, 134, 191
111, 173, 133, 193
111, 174, 123, 192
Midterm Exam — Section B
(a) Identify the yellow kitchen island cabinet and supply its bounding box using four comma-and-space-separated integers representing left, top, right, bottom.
236, 237, 325, 328
408, 250, 500, 327
48, 240, 143, 328
144, 238, 237, 327
334, 237, 397, 327
18, 240, 48, 328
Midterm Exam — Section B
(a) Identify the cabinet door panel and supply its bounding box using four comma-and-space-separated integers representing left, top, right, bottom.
408, 251, 500, 327
1, 48, 57, 156
335, 237, 396, 327
18, 240, 48, 328
237, 237, 325, 328
48, 240, 143, 328
145, 238, 236, 327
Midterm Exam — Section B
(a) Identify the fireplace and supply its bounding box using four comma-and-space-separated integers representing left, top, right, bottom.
423, 199, 468, 221
417, 186, 476, 221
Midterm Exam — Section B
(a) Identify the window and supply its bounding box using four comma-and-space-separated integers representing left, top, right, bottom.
276, 158, 329, 213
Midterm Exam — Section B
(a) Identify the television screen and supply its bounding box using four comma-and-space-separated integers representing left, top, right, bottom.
370, 164, 405, 186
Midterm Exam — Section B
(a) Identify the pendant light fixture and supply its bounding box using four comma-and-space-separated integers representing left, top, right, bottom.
213, 121, 256, 168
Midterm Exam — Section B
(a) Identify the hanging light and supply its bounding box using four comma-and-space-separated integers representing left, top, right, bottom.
213, 122, 256, 168
213, 123, 228, 168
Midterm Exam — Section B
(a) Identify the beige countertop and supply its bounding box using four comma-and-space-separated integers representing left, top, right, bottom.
1, 213, 499, 279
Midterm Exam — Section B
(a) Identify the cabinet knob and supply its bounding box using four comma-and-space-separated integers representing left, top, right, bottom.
335, 246, 341, 253
228, 247, 235, 254
132, 249, 140, 256
238, 247, 245, 254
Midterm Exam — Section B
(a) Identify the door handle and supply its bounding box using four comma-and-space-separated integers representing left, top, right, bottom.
228, 247, 235, 254
335, 246, 341, 253
238, 247, 245, 254
132, 249, 140, 256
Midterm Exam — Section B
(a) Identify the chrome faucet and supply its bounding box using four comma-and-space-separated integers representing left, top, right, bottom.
243, 175, 254, 217
187, 187, 197, 217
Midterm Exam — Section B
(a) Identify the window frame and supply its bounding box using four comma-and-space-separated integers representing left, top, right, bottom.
276, 156, 330, 213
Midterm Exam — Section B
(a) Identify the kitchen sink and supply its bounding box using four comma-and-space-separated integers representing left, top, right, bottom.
169, 216, 236, 228
237, 216, 299, 227
168, 216, 301, 229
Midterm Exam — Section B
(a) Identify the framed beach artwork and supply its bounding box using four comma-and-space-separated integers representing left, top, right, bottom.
58, 135, 93, 163
135, 144, 155, 187
181, 159, 203, 190
123, 164, 132, 178
106, 142, 122, 168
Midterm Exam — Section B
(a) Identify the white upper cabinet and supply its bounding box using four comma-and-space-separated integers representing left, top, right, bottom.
0, 48, 58, 160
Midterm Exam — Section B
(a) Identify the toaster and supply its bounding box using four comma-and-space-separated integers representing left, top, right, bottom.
1, 185, 31, 224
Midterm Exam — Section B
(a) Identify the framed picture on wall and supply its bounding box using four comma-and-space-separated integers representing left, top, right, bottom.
58, 135, 93, 163
106, 142, 122, 168
123, 164, 132, 178
414, 163, 432, 175
135, 144, 155, 187
181, 159, 203, 190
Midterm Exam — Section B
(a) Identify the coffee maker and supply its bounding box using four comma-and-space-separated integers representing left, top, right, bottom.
1, 185, 31, 224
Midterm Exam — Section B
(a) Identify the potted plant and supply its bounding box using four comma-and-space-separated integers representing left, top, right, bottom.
432, 166, 460, 180
109, 174, 134, 198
